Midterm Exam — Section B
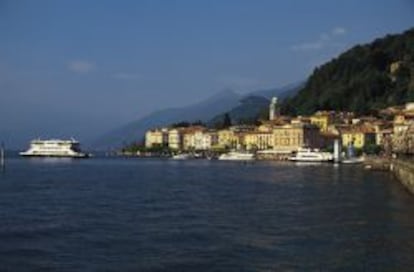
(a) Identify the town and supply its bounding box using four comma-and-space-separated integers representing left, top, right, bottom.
139, 97, 414, 160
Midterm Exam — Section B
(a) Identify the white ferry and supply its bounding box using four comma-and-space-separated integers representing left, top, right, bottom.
289, 148, 333, 162
20, 139, 90, 158
218, 151, 255, 161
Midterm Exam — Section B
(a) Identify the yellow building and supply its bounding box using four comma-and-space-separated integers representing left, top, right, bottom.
217, 129, 236, 148
168, 129, 183, 150
244, 131, 274, 150
340, 125, 376, 149
257, 123, 273, 132
145, 128, 168, 148
182, 126, 206, 150
272, 123, 321, 152
310, 111, 334, 132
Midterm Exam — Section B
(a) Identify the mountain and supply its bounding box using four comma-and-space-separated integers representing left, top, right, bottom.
207, 95, 270, 126
208, 81, 304, 126
283, 28, 414, 115
93, 82, 303, 149
250, 81, 304, 100
92, 90, 241, 149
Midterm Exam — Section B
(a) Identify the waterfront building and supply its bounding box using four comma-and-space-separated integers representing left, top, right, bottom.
377, 102, 414, 154
244, 131, 274, 151
371, 121, 393, 146
217, 129, 235, 149
339, 125, 376, 149
259, 116, 291, 131
203, 131, 219, 150
257, 123, 273, 132
291, 116, 311, 125
272, 123, 321, 153
392, 113, 414, 154
182, 126, 206, 150
310, 111, 334, 132
168, 129, 183, 150
217, 126, 254, 149
335, 111, 355, 125
145, 128, 169, 148
394, 122, 414, 154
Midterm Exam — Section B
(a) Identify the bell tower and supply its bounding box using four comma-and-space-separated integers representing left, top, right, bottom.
269, 97, 278, 120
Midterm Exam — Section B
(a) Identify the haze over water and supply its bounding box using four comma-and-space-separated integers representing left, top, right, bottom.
1, 158, 414, 271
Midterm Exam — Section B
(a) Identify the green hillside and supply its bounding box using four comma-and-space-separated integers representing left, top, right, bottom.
282, 28, 414, 115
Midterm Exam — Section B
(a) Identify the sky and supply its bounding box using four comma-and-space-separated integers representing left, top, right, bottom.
1, 0, 414, 148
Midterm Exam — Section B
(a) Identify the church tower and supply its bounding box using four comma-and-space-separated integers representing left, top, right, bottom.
269, 97, 278, 120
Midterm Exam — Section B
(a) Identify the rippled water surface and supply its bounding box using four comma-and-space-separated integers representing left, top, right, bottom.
1, 157, 414, 271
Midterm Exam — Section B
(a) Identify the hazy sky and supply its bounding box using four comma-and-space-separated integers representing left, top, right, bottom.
1, 0, 414, 147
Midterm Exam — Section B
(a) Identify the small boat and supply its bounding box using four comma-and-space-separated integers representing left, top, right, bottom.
171, 153, 192, 160
341, 157, 365, 164
218, 151, 255, 161
289, 148, 333, 162
20, 138, 90, 158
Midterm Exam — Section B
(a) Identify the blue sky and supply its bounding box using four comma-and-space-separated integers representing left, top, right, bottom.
1, 0, 414, 147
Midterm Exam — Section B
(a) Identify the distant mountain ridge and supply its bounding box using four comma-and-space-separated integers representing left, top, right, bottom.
92, 89, 241, 149
207, 82, 303, 126
92, 82, 302, 149
283, 28, 414, 115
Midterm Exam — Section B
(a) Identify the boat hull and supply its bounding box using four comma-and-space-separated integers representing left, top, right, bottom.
171, 154, 192, 160
289, 148, 333, 162
19, 153, 90, 158
218, 152, 255, 161
20, 138, 91, 158
289, 158, 333, 162
341, 157, 364, 164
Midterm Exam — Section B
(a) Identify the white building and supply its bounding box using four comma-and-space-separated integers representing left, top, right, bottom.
199, 131, 219, 150
145, 128, 169, 148
168, 129, 183, 150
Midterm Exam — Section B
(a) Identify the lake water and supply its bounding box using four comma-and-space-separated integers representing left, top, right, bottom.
0, 157, 414, 271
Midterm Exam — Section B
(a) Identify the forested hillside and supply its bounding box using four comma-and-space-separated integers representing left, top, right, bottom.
282, 28, 414, 115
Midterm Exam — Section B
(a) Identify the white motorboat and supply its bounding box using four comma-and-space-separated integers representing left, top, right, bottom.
341, 157, 365, 164
289, 148, 333, 162
20, 138, 90, 158
171, 153, 192, 160
218, 151, 255, 161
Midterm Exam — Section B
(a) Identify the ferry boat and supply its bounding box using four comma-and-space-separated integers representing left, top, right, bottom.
218, 151, 255, 161
20, 139, 90, 158
289, 148, 333, 162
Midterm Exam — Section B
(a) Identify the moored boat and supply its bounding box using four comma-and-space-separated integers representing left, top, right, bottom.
218, 151, 255, 161
341, 157, 365, 164
171, 153, 192, 160
289, 148, 333, 162
20, 139, 90, 158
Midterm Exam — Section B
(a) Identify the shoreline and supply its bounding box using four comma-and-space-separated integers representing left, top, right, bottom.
364, 156, 414, 195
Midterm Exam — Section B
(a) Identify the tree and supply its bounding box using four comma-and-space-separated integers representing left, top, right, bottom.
280, 27, 414, 115
223, 113, 232, 128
